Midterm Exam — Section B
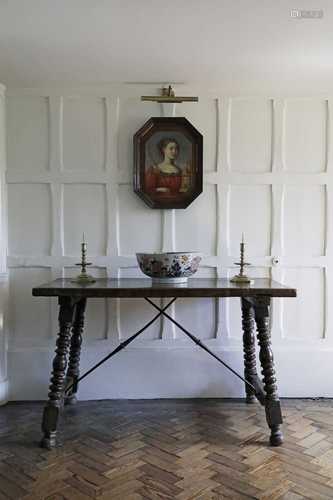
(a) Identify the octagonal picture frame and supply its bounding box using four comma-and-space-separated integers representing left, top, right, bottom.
133, 117, 203, 209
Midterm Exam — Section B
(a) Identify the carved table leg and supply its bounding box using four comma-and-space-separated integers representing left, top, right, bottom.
241, 298, 258, 404
40, 297, 75, 449
65, 298, 86, 405
253, 296, 283, 446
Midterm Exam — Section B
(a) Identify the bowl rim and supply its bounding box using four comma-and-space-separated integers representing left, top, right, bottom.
136, 252, 202, 257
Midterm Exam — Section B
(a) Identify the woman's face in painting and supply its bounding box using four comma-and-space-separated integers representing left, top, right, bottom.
163, 141, 178, 161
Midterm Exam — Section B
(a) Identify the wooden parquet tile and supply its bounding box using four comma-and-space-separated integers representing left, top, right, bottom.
1, 399, 333, 499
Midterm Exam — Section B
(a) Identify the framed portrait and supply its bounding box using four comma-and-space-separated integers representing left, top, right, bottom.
133, 117, 203, 209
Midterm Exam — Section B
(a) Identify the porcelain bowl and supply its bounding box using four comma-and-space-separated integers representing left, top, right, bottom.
136, 252, 202, 283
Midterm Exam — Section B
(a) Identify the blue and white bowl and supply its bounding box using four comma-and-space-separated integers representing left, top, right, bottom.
136, 252, 202, 283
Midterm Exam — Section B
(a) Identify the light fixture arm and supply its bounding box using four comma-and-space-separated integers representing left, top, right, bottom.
141, 85, 198, 103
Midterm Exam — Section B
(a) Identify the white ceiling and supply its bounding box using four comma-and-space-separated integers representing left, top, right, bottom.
1, 0, 333, 92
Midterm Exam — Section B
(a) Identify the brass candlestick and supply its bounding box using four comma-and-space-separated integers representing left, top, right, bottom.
230, 234, 254, 284
71, 233, 96, 284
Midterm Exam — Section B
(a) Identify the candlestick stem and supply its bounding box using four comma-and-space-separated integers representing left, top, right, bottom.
230, 237, 253, 284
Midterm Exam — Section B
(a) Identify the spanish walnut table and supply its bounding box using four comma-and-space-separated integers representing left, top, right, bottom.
32, 278, 296, 449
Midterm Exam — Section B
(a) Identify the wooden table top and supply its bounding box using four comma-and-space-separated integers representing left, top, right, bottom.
32, 278, 297, 299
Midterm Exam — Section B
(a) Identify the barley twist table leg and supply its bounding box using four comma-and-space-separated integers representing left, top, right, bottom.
254, 296, 283, 446
40, 296, 75, 449
241, 298, 258, 404
65, 298, 86, 405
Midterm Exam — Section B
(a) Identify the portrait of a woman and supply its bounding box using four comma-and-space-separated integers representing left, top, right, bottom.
145, 137, 192, 197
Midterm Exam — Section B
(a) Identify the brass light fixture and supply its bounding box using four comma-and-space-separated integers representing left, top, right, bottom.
141, 85, 198, 103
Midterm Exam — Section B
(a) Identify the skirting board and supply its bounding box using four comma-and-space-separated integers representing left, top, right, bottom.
7, 347, 333, 400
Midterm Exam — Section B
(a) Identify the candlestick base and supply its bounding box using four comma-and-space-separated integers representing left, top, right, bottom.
71, 272, 96, 284
230, 274, 254, 285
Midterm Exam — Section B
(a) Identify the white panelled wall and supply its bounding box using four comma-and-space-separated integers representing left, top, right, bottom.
3, 85, 332, 400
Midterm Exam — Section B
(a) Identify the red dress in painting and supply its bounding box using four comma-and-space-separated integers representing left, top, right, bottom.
145, 165, 182, 195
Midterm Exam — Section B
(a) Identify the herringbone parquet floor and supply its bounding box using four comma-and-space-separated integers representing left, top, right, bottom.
1, 399, 333, 499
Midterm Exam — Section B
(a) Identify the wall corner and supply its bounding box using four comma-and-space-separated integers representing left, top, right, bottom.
0, 83, 9, 404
